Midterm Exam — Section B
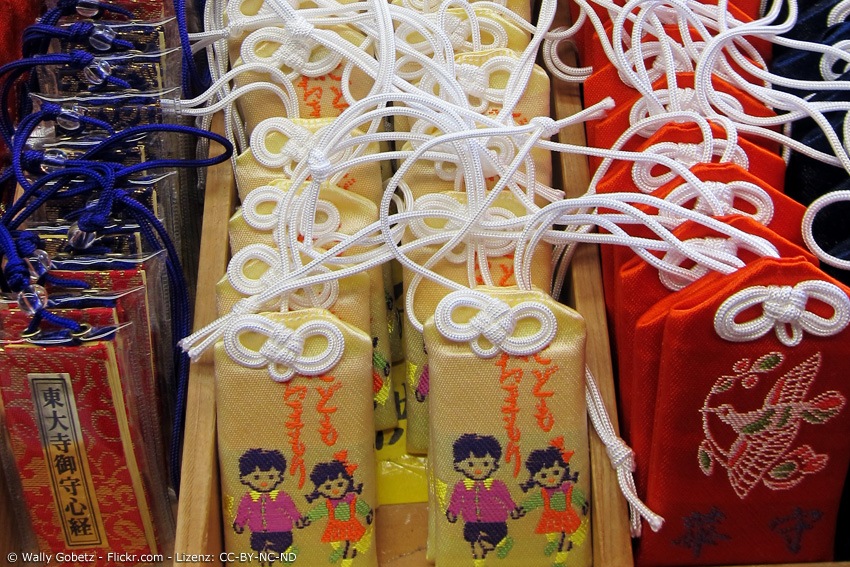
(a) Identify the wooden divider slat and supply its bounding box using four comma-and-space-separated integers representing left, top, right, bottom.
173, 112, 233, 567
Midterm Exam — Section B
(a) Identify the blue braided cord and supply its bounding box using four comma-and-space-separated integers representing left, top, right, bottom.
77, 122, 233, 166
117, 191, 190, 491
42, 272, 91, 289
174, 0, 210, 97
24, 22, 135, 53
40, 309, 83, 332
4, 167, 111, 227
14, 231, 42, 256
95, 73, 133, 92
0, 223, 30, 293
9, 103, 116, 187
0, 50, 99, 145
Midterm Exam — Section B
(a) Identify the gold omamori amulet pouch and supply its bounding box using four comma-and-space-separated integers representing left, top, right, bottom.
424, 286, 591, 567
216, 309, 378, 567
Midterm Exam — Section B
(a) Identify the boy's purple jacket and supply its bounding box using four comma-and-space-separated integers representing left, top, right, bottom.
234, 490, 301, 532
448, 478, 517, 523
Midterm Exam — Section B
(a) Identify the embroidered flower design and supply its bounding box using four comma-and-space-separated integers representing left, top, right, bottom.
699, 352, 846, 498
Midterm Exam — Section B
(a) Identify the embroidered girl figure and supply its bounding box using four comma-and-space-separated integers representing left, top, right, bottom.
303, 451, 373, 566
519, 439, 589, 567
446, 434, 523, 567
233, 449, 306, 566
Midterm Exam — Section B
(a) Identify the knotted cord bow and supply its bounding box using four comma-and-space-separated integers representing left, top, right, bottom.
222, 314, 345, 382
714, 280, 850, 346
433, 290, 557, 358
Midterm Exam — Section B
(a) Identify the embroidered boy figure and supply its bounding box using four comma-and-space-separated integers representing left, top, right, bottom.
233, 449, 305, 566
519, 439, 589, 567
303, 451, 374, 566
447, 434, 523, 566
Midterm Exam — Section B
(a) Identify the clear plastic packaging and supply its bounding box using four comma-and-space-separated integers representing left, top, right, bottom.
44, 0, 176, 26
49, 18, 180, 55
36, 47, 183, 96
30, 88, 179, 134
0, 312, 174, 563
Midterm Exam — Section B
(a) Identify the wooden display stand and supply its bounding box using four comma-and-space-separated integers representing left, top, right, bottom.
171, 63, 636, 567
0, 16, 848, 567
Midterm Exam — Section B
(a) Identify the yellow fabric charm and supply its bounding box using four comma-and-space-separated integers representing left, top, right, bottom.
403, 192, 552, 454
231, 25, 374, 132
424, 287, 592, 567
217, 309, 377, 567
226, 181, 397, 431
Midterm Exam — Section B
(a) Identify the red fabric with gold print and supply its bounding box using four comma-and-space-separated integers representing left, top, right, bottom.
0, 327, 159, 564
636, 259, 850, 565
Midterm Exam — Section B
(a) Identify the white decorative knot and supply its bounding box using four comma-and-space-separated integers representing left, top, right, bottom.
763, 286, 808, 324
470, 300, 515, 347
434, 291, 557, 358
227, 244, 339, 309
444, 15, 470, 49
223, 315, 344, 382
584, 367, 664, 536
530, 116, 560, 139
250, 119, 317, 170
228, 244, 286, 296
288, 16, 314, 39
660, 180, 774, 225
242, 185, 341, 241
258, 325, 303, 368
659, 237, 740, 292
240, 22, 340, 76
715, 280, 850, 347
606, 437, 636, 472
455, 63, 488, 98
307, 149, 334, 182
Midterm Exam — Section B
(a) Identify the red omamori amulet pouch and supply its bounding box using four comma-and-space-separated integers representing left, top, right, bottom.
613, 216, 817, 442
636, 258, 850, 565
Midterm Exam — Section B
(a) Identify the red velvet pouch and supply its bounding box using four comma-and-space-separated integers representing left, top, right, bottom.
595, 121, 786, 196
572, 0, 763, 63
586, 73, 779, 173
637, 258, 850, 565
614, 217, 816, 442
597, 160, 798, 325
582, 4, 769, 71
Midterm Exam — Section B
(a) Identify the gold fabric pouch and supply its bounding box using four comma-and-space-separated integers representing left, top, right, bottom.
217, 309, 378, 567
393, 9, 531, 133
390, 0, 532, 24
425, 287, 592, 567
400, 48, 552, 202
402, 191, 552, 454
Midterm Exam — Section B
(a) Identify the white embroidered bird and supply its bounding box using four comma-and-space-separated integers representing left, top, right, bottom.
700, 353, 845, 498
